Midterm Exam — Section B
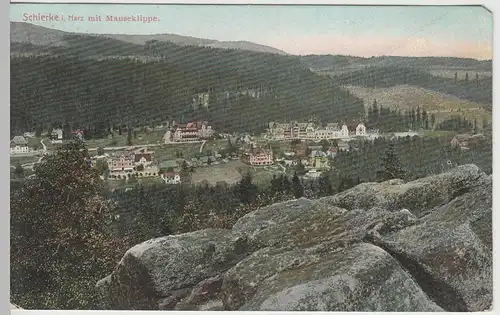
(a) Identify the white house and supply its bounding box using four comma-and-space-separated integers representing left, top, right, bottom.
341, 124, 350, 137
163, 130, 172, 144
50, 129, 63, 144
162, 172, 181, 185
10, 136, 30, 154
355, 123, 367, 136
305, 169, 322, 178
134, 153, 153, 167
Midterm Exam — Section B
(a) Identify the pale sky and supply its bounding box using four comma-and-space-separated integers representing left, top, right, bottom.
9, 4, 493, 59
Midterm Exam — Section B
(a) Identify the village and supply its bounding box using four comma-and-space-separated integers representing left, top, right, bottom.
10, 118, 484, 188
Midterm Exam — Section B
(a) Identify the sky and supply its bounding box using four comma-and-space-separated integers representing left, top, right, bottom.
9, 4, 493, 59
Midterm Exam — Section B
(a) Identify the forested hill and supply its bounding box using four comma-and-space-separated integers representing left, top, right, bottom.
300, 55, 492, 72
332, 66, 492, 107
10, 44, 365, 135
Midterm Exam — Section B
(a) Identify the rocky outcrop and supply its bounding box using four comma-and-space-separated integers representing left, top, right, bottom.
97, 164, 492, 312
321, 164, 486, 217
96, 228, 261, 309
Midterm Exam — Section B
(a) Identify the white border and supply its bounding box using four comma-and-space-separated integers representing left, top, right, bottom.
6, 1, 498, 315
5, 0, 498, 5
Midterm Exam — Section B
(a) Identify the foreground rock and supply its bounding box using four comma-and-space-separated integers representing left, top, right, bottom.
235, 243, 443, 311
371, 174, 493, 312
97, 164, 492, 311
96, 228, 260, 309
321, 164, 486, 217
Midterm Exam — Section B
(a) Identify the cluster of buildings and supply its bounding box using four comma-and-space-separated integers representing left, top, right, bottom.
91, 147, 184, 185
267, 121, 368, 140
49, 129, 84, 144
103, 148, 155, 173
239, 137, 355, 172
163, 121, 214, 143
279, 141, 343, 170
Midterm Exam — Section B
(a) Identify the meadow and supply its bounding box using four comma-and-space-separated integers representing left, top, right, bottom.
345, 84, 491, 126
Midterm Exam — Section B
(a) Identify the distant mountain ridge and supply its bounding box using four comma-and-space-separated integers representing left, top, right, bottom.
10, 21, 288, 55
11, 22, 490, 65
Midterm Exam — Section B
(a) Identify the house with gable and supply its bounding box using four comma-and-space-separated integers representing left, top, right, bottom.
134, 153, 153, 167
107, 151, 135, 173
70, 130, 85, 141
241, 143, 274, 166
168, 121, 214, 142
355, 122, 367, 136
162, 172, 181, 185
10, 136, 30, 154
50, 129, 63, 144
133, 148, 154, 167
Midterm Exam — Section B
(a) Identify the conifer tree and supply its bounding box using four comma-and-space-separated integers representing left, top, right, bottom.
126, 128, 133, 146
430, 114, 436, 130
292, 171, 304, 199
237, 172, 258, 204
13, 163, 24, 178
377, 141, 406, 182
318, 172, 333, 197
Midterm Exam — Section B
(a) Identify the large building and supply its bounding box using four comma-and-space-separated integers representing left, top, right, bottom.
107, 151, 135, 172
241, 144, 274, 166
164, 121, 214, 143
267, 121, 365, 140
10, 136, 30, 154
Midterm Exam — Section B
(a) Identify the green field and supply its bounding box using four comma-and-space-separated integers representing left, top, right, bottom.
153, 139, 228, 162
105, 176, 165, 190
84, 130, 165, 148
191, 160, 244, 186
10, 155, 39, 165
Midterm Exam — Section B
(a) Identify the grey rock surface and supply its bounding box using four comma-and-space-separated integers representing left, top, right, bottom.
97, 165, 492, 311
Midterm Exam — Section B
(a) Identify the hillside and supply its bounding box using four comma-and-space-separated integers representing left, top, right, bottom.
346, 84, 492, 124
10, 50, 364, 135
333, 66, 492, 107
96, 164, 492, 311
10, 22, 286, 55
300, 55, 492, 72
10, 21, 68, 46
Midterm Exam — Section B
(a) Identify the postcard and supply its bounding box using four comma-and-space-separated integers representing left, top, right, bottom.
9, 3, 493, 312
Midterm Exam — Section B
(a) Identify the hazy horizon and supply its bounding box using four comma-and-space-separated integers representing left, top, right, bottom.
10, 4, 493, 60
